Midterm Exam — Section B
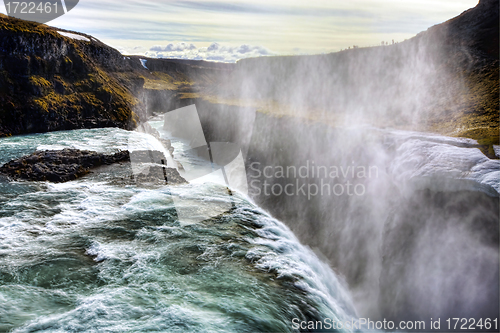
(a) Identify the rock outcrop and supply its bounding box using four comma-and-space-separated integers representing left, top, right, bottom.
0, 148, 187, 184
0, 149, 130, 182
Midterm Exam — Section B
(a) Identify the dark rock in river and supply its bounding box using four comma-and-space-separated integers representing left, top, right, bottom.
0, 149, 130, 182
0, 148, 187, 185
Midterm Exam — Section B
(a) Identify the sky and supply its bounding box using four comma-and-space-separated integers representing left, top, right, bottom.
1, 0, 480, 62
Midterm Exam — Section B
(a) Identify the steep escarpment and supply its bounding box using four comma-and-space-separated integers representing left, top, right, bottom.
0, 14, 146, 137
420, 0, 499, 154
177, 86, 499, 324
0, 1, 497, 327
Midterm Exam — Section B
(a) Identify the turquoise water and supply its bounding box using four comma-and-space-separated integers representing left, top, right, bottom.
0, 128, 357, 332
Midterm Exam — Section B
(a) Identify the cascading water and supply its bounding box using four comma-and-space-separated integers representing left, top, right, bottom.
0, 127, 359, 332
0, 0, 497, 331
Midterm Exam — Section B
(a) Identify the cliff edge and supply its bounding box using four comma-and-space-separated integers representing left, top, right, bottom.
0, 14, 146, 137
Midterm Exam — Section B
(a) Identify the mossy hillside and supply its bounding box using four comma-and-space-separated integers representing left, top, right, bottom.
0, 13, 62, 36
426, 49, 499, 157
454, 65, 498, 157
0, 14, 142, 137
0, 71, 140, 135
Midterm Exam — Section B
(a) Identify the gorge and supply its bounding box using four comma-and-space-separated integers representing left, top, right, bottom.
0, 0, 499, 331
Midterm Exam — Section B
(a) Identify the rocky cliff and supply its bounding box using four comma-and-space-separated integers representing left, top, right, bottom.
0, 14, 146, 137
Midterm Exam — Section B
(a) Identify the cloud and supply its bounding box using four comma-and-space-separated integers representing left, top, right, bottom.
140, 42, 273, 63
115, 45, 147, 55
150, 43, 197, 52
27, 0, 479, 54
